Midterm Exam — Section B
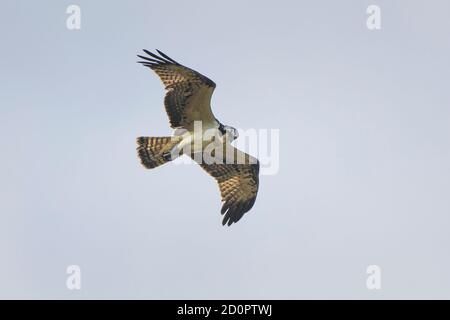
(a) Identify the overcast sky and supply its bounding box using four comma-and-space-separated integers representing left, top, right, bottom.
1, 0, 450, 299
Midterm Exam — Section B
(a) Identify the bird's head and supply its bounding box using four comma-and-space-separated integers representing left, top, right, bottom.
218, 123, 239, 142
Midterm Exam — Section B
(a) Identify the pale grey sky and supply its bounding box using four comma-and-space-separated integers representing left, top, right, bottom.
1, 0, 450, 299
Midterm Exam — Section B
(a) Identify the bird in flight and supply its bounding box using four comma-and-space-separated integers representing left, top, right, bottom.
136, 49, 259, 226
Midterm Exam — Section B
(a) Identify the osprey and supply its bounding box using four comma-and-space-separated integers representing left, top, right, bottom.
136, 50, 259, 226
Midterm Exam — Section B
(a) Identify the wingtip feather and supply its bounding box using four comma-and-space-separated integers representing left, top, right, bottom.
155, 49, 180, 64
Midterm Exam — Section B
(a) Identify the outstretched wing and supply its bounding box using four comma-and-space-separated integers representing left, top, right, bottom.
197, 146, 260, 226
137, 49, 216, 130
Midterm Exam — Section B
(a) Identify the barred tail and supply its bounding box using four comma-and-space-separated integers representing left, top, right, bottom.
136, 136, 182, 169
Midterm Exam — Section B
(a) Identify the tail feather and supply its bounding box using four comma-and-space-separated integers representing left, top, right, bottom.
136, 136, 182, 169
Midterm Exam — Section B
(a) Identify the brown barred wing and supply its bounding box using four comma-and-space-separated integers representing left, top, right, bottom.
199, 148, 260, 226
137, 49, 216, 129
